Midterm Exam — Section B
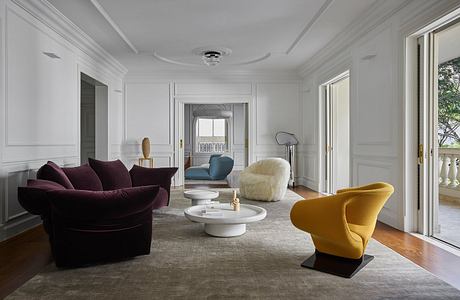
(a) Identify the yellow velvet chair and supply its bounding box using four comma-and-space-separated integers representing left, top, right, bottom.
290, 182, 394, 278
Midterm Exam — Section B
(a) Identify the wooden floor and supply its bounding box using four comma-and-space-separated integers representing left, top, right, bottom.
0, 225, 51, 299
1, 185, 459, 298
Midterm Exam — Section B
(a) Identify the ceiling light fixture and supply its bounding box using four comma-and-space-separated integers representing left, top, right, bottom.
192, 47, 232, 67
202, 51, 222, 66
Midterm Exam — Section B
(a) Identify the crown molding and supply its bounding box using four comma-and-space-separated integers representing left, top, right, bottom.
10, 0, 128, 77
124, 70, 302, 82
398, 0, 460, 36
286, 0, 334, 54
297, 0, 412, 77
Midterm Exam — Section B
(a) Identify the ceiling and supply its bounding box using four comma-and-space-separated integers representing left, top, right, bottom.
48, 0, 382, 73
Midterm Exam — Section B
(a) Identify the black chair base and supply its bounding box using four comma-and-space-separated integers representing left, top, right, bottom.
301, 250, 374, 278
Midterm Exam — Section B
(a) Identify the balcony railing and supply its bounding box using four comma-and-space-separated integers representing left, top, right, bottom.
198, 142, 226, 153
439, 148, 460, 199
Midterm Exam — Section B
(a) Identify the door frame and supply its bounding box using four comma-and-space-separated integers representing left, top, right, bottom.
77, 65, 111, 164
405, 9, 460, 234
173, 96, 254, 186
319, 70, 350, 194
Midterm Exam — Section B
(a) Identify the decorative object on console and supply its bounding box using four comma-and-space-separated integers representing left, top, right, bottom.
275, 131, 298, 187
139, 137, 154, 168
142, 137, 150, 158
231, 189, 237, 208
239, 158, 290, 201
233, 198, 240, 211
17, 159, 178, 267
290, 182, 394, 278
230, 189, 240, 211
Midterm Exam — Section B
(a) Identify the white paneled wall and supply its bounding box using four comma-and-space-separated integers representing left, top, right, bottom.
0, 0, 126, 240
122, 78, 301, 183
255, 84, 300, 145
123, 82, 173, 168
298, 0, 460, 230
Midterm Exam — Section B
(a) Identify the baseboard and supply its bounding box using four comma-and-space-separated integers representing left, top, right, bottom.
296, 177, 319, 191
0, 215, 42, 242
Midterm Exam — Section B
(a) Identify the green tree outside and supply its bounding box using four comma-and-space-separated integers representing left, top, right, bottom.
438, 57, 460, 147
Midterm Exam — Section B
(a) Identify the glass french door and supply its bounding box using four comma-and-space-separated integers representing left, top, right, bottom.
419, 19, 460, 248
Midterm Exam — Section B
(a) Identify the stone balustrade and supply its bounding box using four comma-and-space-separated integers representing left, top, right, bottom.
439, 148, 460, 199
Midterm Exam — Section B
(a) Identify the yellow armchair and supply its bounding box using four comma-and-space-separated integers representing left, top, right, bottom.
290, 182, 394, 278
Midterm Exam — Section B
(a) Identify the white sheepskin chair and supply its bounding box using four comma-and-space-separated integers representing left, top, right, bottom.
239, 158, 290, 201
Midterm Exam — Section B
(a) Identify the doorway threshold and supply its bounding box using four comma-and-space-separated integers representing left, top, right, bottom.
411, 233, 460, 257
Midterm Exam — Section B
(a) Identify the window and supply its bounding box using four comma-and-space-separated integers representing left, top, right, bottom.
196, 118, 227, 153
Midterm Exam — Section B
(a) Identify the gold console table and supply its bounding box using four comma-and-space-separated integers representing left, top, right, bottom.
138, 157, 154, 168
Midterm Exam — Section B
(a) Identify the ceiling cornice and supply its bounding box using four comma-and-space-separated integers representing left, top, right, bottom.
286, 0, 334, 54
89, 0, 139, 54
297, 0, 412, 77
124, 70, 302, 82
11, 0, 128, 77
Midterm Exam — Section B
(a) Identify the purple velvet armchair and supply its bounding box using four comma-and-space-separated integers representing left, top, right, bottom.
17, 159, 177, 267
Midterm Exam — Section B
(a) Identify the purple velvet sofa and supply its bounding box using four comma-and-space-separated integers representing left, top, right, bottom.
17, 159, 177, 267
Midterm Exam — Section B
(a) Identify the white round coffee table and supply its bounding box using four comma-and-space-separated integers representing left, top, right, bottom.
184, 190, 219, 206
184, 203, 267, 237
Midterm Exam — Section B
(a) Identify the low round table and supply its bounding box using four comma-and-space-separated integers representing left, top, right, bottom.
184, 203, 267, 237
183, 190, 219, 206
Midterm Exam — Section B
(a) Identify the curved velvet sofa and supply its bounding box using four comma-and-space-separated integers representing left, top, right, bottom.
18, 159, 177, 267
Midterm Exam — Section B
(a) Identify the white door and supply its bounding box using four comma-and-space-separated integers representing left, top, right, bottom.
323, 73, 350, 193
175, 101, 185, 186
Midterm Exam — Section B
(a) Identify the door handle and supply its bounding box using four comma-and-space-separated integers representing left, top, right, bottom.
418, 144, 424, 164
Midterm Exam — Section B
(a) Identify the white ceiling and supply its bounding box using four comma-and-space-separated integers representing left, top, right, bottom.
48, 0, 381, 73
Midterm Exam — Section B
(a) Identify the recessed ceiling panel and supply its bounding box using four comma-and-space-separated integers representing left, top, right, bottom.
97, 0, 327, 61
47, 0, 384, 72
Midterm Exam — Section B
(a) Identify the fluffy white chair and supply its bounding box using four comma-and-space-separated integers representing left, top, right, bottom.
239, 158, 290, 201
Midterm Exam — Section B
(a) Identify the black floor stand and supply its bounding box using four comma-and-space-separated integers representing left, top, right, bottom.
301, 250, 374, 278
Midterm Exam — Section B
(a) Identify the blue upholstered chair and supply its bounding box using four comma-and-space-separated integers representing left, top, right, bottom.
185, 155, 234, 180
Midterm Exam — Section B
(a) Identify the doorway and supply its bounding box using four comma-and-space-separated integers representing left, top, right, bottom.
322, 72, 350, 194
175, 99, 252, 187
418, 18, 460, 248
182, 103, 248, 187
80, 73, 109, 164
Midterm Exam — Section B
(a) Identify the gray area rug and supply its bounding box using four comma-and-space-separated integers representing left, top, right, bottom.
8, 188, 460, 299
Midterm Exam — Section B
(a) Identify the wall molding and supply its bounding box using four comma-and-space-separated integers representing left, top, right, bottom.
298, 0, 411, 77
10, 0, 127, 77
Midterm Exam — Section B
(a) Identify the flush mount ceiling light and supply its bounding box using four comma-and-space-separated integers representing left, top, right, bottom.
192, 47, 232, 67
202, 51, 221, 66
